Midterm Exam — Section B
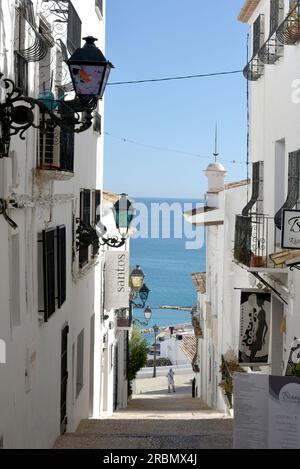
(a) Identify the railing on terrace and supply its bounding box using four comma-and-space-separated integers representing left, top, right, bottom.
234, 213, 283, 268
116, 309, 132, 329
277, 1, 300, 45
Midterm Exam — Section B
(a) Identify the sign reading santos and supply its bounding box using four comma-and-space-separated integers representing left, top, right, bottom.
104, 252, 129, 310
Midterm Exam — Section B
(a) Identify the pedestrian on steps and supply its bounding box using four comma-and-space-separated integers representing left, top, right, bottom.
167, 368, 175, 393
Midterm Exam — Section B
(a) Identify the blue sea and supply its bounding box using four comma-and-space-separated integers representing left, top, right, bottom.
130, 198, 206, 343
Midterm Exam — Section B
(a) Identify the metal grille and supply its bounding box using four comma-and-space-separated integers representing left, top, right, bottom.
39, 122, 60, 169
277, 0, 300, 44
57, 226, 66, 309
67, 2, 82, 54
42, 228, 56, 321
275, 150, 300, 229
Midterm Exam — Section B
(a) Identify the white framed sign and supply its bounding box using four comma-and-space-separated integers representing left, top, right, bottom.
104, 252, 129, 310
282, 209, 300, 249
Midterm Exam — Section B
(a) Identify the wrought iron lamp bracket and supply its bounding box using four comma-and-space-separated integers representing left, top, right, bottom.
75, 218, 99, 252
0, 75, 97, 158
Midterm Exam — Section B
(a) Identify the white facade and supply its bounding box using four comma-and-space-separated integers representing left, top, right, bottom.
185, 166, 250, 412
237, 0, 300, 380
160, 334, 193, 366
0, 0, 129, 449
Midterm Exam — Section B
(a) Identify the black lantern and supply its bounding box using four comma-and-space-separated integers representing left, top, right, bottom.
139, 284, 150, 306
144, 306, 152, 322
113, 193, 134, 237
130, 265, 145, 291
67, 36, 114, 98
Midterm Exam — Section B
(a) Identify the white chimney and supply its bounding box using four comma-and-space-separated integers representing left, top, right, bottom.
204, 162, 226, 208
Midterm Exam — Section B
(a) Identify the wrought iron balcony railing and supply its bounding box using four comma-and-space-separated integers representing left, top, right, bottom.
258, 36, 284, 64
117, 309, 132, 329
234, 213, 283, 268
243, 57, 264, 81
277, 1, 300, 45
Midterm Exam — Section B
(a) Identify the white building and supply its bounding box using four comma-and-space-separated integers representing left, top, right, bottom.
0, 0, 130, 449
236, 0, 300, 381
185, 164, 250, 412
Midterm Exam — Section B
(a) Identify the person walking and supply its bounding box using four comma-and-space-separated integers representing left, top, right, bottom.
167, 368, 175, 393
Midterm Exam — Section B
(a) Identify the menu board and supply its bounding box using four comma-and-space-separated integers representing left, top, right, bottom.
234, 374, 300, 449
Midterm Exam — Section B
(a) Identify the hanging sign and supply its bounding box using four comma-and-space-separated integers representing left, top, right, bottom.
104, 252, 129, 310
239, 290, 271, 366
282, 210, 300, 249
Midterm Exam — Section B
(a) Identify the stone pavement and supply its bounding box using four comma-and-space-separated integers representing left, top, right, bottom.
54, 371, 233, 449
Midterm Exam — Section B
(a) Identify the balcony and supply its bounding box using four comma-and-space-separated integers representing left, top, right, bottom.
277, 1, 300, 45
258, 36, 284, 64
117, 309, 132, 330
243, 57, 264, 81
234, 213, 284, 269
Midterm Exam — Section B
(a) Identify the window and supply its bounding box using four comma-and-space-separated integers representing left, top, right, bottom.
9, 233, 21, 328
38, 225, 67, 322
57, 226, 67, 308
253, 15, 265, 56
67, 2, 82, 55
92, 190, 101, 257
76, 329, 84, 398
38, 122, 74, 173
270, 0, 284, 34
275, 150, 300, 229
38, 228, 56, 321
79, 189, 91, 267
93, 112, 102, 135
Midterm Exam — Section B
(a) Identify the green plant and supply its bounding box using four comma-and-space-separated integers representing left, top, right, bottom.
128, 326, 149, 393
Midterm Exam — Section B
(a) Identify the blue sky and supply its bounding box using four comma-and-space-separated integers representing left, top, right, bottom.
104, 0, 248, 198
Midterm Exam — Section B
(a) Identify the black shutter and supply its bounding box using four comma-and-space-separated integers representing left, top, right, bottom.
60, 129, 74, 172
253, 15, 265, 56
57, 225, 67, 308
42, 228, 56, 321
79, 189, 91, 267
93, 112, 102, 135
270, 0, 284, 34
92, 190, 101, 257
67, 2, 82, 54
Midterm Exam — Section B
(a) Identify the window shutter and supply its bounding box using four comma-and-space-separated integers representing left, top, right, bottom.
57, 225, 67, 309
79, 189, 91, 267
253, 15, 265, 56
67, 2, 82, 54
60, 128, 74, 172
270, 0, 284, 34
42, 228, 56, 321
242, 161, 264, 216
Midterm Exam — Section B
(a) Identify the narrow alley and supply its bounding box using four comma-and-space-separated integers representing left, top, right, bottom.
54, 371, 233, 449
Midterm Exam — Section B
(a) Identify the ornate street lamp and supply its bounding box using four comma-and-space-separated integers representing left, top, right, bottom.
132, 305, 152, 327
130, 265, 145, 291
96, 193, 134, 248
153, 324, 160, 378
67, 36, 114, 98
0, 37, 113, 158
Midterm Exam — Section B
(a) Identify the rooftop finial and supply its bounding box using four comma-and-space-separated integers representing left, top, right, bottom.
213, 122, 219, 163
